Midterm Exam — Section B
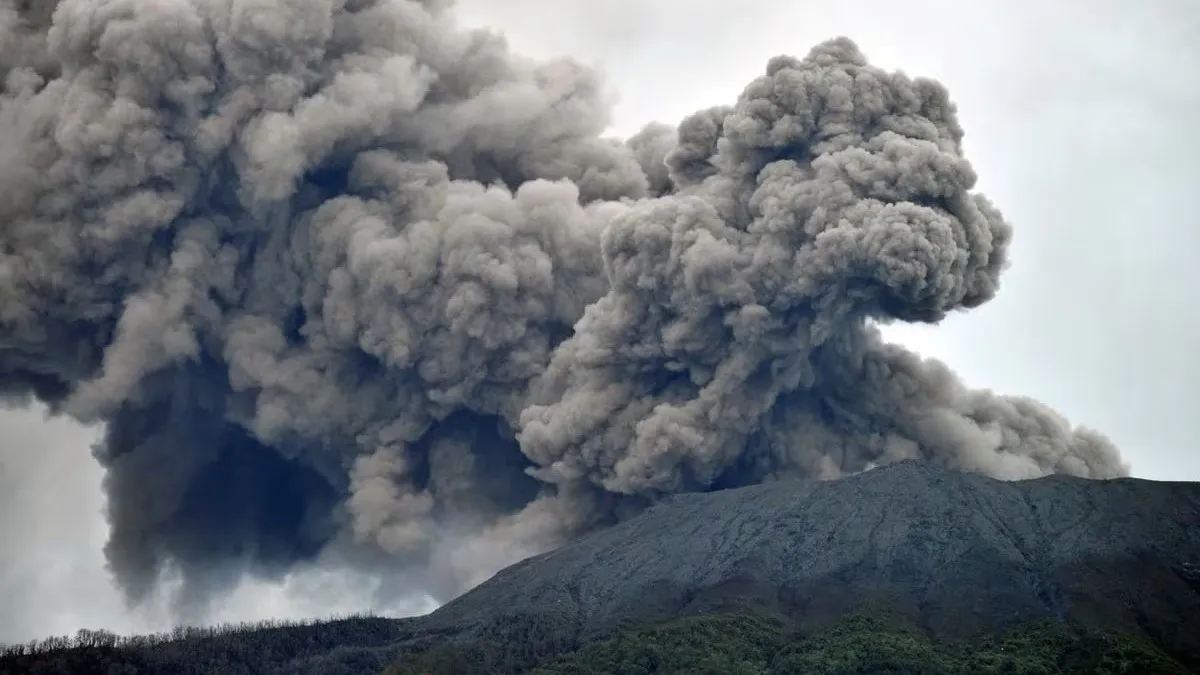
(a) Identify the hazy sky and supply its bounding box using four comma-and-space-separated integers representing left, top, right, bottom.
1, 0, 1197, 645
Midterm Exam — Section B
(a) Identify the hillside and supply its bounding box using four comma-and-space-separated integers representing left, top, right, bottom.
429, 460, 1200, 640
4, 461, 1199, 674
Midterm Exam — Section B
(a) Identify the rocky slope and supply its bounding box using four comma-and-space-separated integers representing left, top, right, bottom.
427, 461, 1200, 658
5, 460, 1198, 674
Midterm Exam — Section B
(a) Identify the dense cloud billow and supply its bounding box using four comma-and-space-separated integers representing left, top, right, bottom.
0, 0, 1127, 614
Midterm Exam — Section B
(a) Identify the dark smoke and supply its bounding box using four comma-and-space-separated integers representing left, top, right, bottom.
0, 0, 1127, 614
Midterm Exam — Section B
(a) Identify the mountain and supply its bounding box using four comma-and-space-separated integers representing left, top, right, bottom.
4, 461, 1199, 674
429, 460, 1200, 638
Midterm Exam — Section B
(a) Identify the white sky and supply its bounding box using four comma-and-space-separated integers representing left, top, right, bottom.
1, 0, 1197, 646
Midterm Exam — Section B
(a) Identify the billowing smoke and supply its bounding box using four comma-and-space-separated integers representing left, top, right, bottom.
0, 0, 1127, 615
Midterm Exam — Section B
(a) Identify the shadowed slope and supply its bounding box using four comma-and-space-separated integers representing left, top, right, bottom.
5, 461, 1197, 674
426, 461, 1200, 659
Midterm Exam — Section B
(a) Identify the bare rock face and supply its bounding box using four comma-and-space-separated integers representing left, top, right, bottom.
427, 461, 1200, 658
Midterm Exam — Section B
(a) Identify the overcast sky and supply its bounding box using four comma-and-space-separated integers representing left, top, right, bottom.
1, 0, 1197, 646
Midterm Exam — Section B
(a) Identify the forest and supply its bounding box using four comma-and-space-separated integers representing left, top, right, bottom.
3, 609, 1190, 674
0, 614, 407, 674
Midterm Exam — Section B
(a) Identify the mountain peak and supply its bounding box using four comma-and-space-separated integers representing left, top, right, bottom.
6, 461, 1197, 674
427, 460, 1200, 658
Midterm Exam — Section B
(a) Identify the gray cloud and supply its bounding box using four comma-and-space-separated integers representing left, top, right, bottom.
0, 0, 1134, 633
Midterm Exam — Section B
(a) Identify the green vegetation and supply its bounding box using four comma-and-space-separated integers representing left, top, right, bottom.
2, 610, 1190, 674
385, 612, 1192, 675
383, 613, 580, 675
529, 612, 787, 675
0, 614, 407, 674
768, 615, 1189, 675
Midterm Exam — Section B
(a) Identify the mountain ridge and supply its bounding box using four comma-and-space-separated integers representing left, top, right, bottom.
425, 460, 1200, 653
4, 460, 1198, 674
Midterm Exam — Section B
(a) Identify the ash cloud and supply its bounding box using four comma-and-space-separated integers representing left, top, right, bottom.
0, 0, 1127, 614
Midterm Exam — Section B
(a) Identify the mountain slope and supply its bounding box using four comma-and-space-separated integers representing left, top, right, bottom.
424, 460, 1200, 660
4, 461, 1198, 674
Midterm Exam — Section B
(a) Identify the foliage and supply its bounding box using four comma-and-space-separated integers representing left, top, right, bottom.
961, 621, 1193, 675
0, 614, 406, 675
385, 611, 1193, 675
2, 609, 1191, 674
770, 615, 955, 674
382, 613, 579, 675
530, 612, 788, 675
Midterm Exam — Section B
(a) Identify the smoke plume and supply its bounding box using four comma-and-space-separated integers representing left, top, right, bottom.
0, 0, 1127, 614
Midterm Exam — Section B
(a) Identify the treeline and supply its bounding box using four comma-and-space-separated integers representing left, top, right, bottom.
5, 609, 1192, 674
0, 614, 409, 675
384, 612, 1194, 675
3, 615, 360, 655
